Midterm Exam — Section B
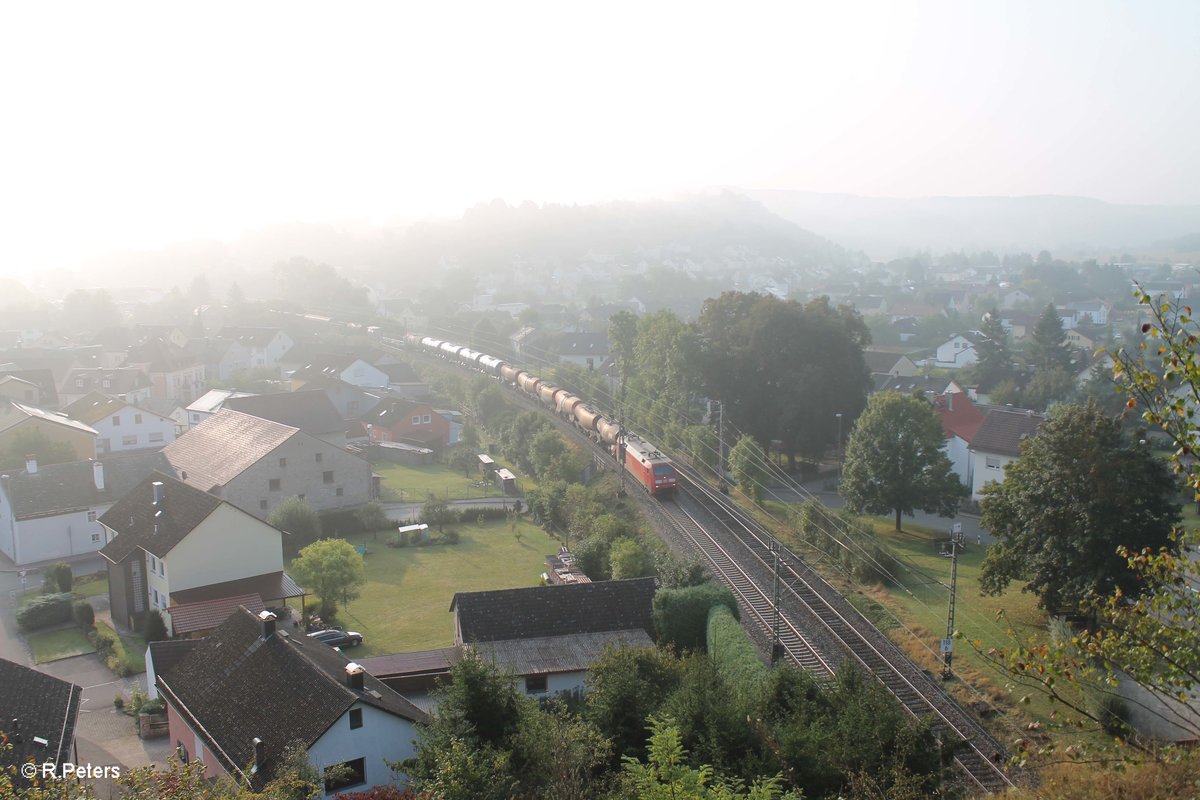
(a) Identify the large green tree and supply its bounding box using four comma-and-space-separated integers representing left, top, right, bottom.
840, 392, 965, 530
1028, 302, 1075, 373
972, 309, 1016, 389
267, 495, 322, 554
727, 435, 769, 503
289, 539, 366, 616
979, 402, 1180, 611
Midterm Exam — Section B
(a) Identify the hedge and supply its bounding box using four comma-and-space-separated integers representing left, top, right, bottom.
652, 582, 738, 652
16, 592, 74, 631
707, 605, 767, 699
92, 621, 134, 677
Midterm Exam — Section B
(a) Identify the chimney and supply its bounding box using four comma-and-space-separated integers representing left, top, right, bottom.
258, 610, 277, 640
152, 481, 165, 506
252, 737, 265, 772
93, 460, 105, 492
345, 662, 365, 691
24, 455, 36, 475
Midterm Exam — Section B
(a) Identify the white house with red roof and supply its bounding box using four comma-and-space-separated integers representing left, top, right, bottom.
931, 391, 985, 488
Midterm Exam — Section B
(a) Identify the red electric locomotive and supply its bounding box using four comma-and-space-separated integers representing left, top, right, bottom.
621, 433, 677, 496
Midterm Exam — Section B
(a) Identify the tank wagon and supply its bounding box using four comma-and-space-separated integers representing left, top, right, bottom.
405, 332, 676, 496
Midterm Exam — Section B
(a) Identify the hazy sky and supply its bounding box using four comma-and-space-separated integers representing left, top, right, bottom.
1, 0, 1197, 271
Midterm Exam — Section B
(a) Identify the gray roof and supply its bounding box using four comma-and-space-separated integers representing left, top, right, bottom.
59, 367, 150, 395
159, 608, 428, 788
99, 472, 224, 562
214, 327, 286, 349
0, 401, 99, 437
474, 629, 654, 675
164, 409, 297, 491
970, 408, 1045, 457
222, 391, 344, 435
0, 657, 81, 786
359, 647, 462, 678
4, 451, 171, 520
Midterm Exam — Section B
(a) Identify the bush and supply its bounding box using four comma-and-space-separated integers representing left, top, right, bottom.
706, 605, 767, 699
443, 529, 460, 545
72, 599, 95, 629
16, 592, 74, 631
652, 583, 738, 652
1096, 693, 1134, 737
270, 496, 322, 553
41, 572, 59, 594
52, 561, 73, 593
319, 507, 369, 537
142, 609, 168, 643
353, 502, 390, 532
92, 622, 134, 677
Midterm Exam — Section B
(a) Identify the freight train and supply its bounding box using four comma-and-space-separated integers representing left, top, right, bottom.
399, 332, 678, 496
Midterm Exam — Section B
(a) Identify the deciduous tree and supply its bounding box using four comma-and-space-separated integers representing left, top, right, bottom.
289, 539, 365, 616
728, 435, 769, 503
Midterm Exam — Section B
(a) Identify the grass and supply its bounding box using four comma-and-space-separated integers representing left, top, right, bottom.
29, 627, 96, 663
373, 461, 508, 502
16, 573, 109, 608
291, 518, 560, 655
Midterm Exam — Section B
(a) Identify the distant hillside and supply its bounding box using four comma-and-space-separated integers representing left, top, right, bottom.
386, 191, 850, 275
744, 189, 1200, 260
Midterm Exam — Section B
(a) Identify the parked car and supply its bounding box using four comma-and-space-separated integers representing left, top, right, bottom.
306, 628, 364, 648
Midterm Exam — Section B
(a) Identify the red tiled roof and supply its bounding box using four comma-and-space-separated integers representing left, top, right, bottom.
168, 593, 265, 636
931, 392, 985, 443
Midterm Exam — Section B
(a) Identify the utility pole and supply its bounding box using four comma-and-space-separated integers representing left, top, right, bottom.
717, 400, 728, 493
941, 523, 965, 680
770, 539, 783, 665
617, 357, 627, 498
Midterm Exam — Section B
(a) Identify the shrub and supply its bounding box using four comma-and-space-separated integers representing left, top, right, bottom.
72, 599, 95, 629
706, 605, 767, 700
270, 496, 322, 552
443, 529, 460, 545
652, 583, 738, 652
1096, 693, 1133, 737
353, 502, 390, 532
142, 609, 168, 643
52, 561, 73, 593
16, 592, 74, 631
41, 572, 59, 594
92, 622, 133, 677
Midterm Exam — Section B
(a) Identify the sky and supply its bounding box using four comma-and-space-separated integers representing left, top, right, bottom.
1, 0, 1197, 272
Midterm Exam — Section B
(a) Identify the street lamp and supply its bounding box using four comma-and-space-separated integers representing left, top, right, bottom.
835, 413, 844, 477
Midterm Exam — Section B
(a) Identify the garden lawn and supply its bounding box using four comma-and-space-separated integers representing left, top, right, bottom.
73, 573, 108, 598
373, 461, 506, 502
28, 628, 96, 664
292, 518, 558, 655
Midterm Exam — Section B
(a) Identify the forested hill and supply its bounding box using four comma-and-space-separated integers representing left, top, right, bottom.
385, 191, 851, 275
746, 188, 1200, 260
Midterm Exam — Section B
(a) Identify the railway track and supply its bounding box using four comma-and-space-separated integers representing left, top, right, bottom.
670, 465, 1016, 795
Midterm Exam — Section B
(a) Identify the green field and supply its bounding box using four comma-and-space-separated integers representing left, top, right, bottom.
292, 518, 559, 655
28, 628, 96, 664
373, 461, 509, 502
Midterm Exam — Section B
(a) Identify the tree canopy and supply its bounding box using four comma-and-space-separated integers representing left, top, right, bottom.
979, 401, 1180, 611
840, 391, 965, 530
1028, 302, 1074, 374
289, 538, 366, 616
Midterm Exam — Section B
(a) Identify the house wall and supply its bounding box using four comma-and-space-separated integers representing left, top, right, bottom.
106, 552, 146, 631
368, 405, 449, 448
944, 435, 971, 488
0, 482, 16, 563
151, 365, 207, 403
8, 508, 109, 566
970, 450, 1016, 500
164, 700, 226, 781
162, 504, 284, 594
93, 411, 177, 455
0, 381, 41, 405
224, 437, 372, 519
0, 418, 96, 461
934, 338, 978, 369
306, 703, 418, 799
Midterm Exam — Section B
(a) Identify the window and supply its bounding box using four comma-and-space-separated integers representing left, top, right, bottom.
122, 435, 138, 446
102, 379, 111, 389
323, 471, 334, 484
279, 457, 287, 468
112, 415, 121, 426
349, 708, 363, 729
260, 500, 268, 510
985, 456, 1001, 470
75, 379, 83, 388
191, 413, 200, 423
422, 414, 431, 424
336, 487, 343, 497
269, 479, 281, 492
134, 414, 143, 424
412, 416, 420, 425
91, 533, 101, 543
315, 452, 323, 463
152, 588, 159, 607
150, 555, 156, 571
524, 674, 548, 693
149, 432, 163, 443
87, 510, 98, 522
323, 758, 365, 792
159, 560, 165, 577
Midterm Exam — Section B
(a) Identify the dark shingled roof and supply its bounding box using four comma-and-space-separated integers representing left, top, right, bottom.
99, 472, 223, 562
0, 657, 81, 787
0, 368, 59, 406
148, 639, 201, 682
59, 367, 150, 396
6, 451, 170, 520
970, 408, 1045, 457
126, 337, 202, 372
159, 608, 428, 787
164, 409, 297, 491
222, 391, 343, 436
358, 647, 462, 679
215, 327, 287, 349
378, 362, 420, 383
360, 398, 422, 426
450, 577, 657, 644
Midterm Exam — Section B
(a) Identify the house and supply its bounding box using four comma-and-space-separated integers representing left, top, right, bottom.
872, 374, 954, 396
99, 473, 304, 635
223, 391, 347, 448
166, 410, 373, 518
1064, 300, 1110, 327
0, 658, 81, 790
158, 608, 428, 796
145, 639, 200, 701
58, 367, 152, 407
362, 399, 450, 450
378, 362, 428, 400
185, 388, 257, 428
214, 327, 294, 370
0, 451, 168, 566
125, 338, 207, 403
134, 324, 190, 349
0, 375, 44, 406
64, 392, 177, 455
1065, 328, 1098, 351
968, 408, 1045, 500
931, 392, 985, 487
999, 312, 1038, 342
0, 401, 98, 461
290, 354, 388, 390
288, 375, 383, 420
0, 369, 59, 408
555, 333, 609, 370
932, 333, 983, 369
450, 578, 657, 697
1000, 289, 1033, 310
863, 350, 919, 378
